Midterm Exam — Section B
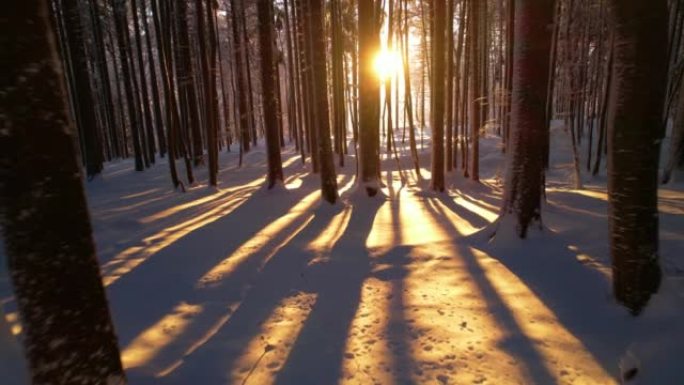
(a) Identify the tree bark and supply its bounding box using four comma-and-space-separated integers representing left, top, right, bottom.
309, 0, 338, 202
257, 0, 285, 188
358, 0, 381, 195
608, 0, 667, 314
1, 1, 126, 383
62, 0, 103, 178
498, 0, 555, 238
113, 0, 145, 171
231, 0, 251, 152
430, 0, 446, 191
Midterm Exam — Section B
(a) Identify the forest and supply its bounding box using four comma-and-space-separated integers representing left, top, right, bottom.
1, 0, 684, 384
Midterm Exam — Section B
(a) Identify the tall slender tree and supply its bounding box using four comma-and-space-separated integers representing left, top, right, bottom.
231, 0, 252, 152
257, 0, 285, 188
430, 0, 446, 191
113, 0, 144, 171
468, 0, 482, 181
309, 0, 338, 202
62, 0, 103, 178
196, 0, 219, 186
358, 0, 381, 196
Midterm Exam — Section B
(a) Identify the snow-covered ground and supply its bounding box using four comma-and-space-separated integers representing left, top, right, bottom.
1, 125, 683, 384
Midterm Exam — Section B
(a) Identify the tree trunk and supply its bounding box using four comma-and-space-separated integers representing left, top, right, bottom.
358, 0, 381, 195
231, 0, 251, 152
1, 1, 126, 383
430, 0, 446, 191
401, 0, 421, 178
468, 0, 481, 181
608, 0, 667, 314
113, 0, 144, 171
309, 0, 338, 202
143, 0, 166, 158
445, 0, 455, 172
196, 0, 219, 186
62, 0, 103, 178
662, 68, 684, 183
257, 0, 285, 188
131, 0, 156, 164
498, 0, 555, 238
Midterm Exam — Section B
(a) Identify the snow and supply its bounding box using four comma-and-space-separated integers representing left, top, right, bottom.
1, 125, 683, 384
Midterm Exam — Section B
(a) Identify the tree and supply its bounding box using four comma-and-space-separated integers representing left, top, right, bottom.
257, 0, 285, 188
497, 0, 555, 238
308, 0, 338, 203
467, 0, 482, 181
113, 0, 145, 171
0, 1, 126, 383
607, 0, 667, 314
61, 0, 103, 178
131, 0, 156, 165
662, 73, 684, 183
175, 0, 203, 167
231, 0, 252, 152
358, 0, 381, 196
430, 0, 446, 191
401, 0, 422, 177
196, 0, 220, 186
331, 0, 346, 167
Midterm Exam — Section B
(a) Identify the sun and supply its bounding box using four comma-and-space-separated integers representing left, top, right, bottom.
373, 49, 401, 81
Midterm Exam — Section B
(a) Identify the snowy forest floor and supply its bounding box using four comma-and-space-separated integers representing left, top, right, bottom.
2, 125, 684, 385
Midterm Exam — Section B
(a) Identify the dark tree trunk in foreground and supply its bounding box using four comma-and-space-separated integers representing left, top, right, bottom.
430, 0, 446, 191
358, 0, 380, 195
498, 0, 555, 238
257, 0, 284, 188
608, 0, 666, 314
0, 1, 126, 383
309, 0, 338, 203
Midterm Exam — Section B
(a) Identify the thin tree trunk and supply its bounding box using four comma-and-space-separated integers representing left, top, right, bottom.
430, 0, 446, 191
257, 0, 285, 188
113, 0, 144, 171
309, 0, 338, 202
62, 0, 103, 178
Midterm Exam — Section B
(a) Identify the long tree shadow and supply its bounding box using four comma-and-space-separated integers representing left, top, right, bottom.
107, 174, 326, 349
374, 193, 420, 385
423, 193, 491, 233
147, 198, 351, 384
470, 193, 635, 379
451, 187, 629, 380
422, 199, 560, 384
91, 155, 307, 267
272, 195, 385, 385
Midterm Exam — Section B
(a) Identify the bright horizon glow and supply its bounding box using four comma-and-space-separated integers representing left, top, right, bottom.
373, 48, 401, 81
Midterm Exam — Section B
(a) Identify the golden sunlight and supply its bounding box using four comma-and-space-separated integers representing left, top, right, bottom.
373, 48, 401, 81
